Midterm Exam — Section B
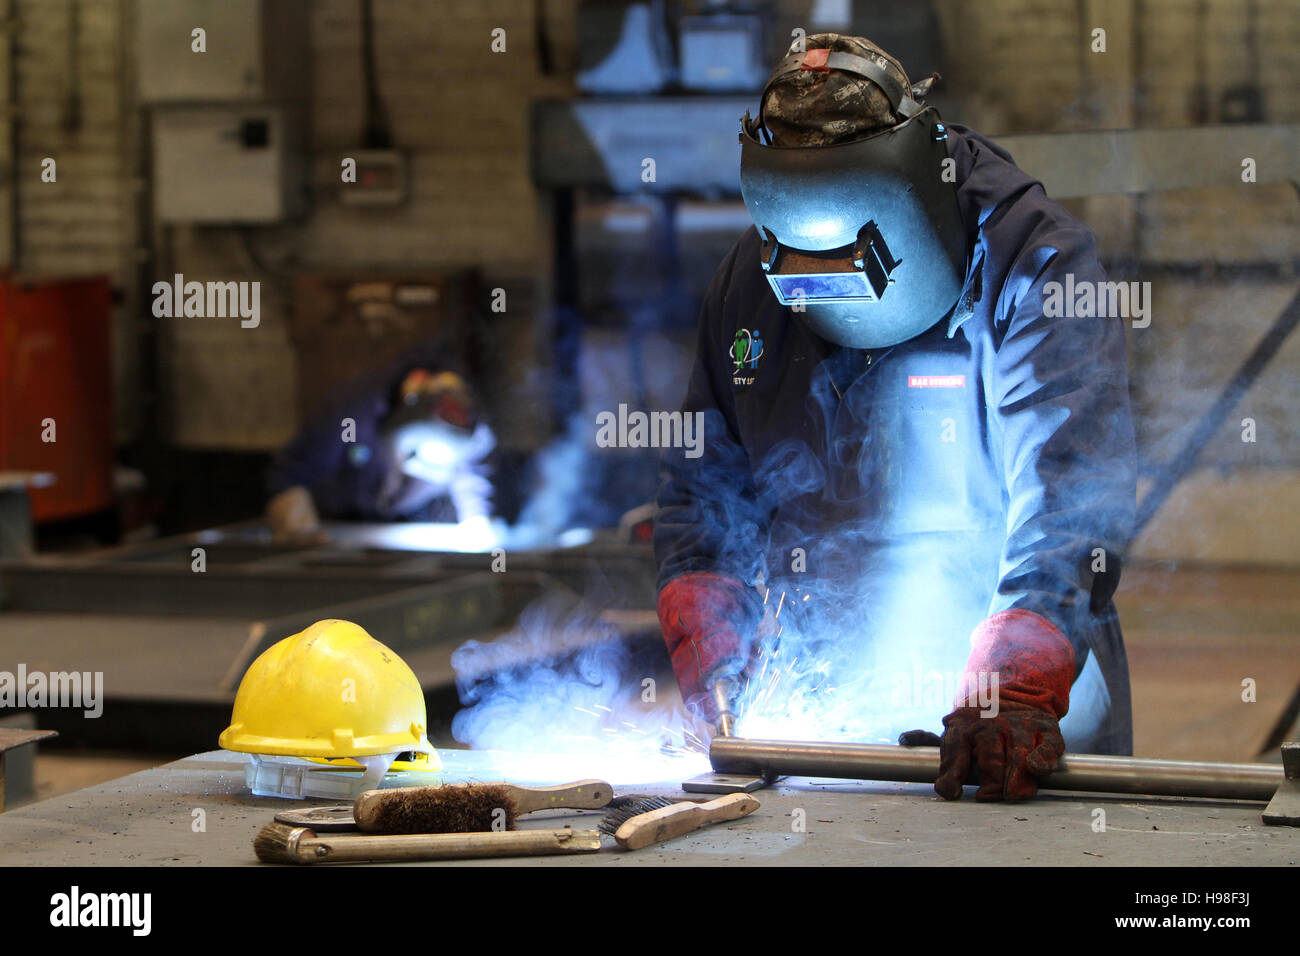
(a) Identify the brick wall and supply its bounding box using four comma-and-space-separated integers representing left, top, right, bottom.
7, 0, 140, 440
6, 1, 1298, 508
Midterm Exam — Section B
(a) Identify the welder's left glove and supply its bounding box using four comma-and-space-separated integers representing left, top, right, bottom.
934, 609, 1074, 802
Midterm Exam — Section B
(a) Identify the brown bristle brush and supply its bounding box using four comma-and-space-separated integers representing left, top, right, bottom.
352, 779, 612, 834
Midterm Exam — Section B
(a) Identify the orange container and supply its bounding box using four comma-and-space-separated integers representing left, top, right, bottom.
0, 276, 114, 521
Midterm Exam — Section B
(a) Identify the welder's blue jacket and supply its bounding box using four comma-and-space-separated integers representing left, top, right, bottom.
654, 125, 1138, 754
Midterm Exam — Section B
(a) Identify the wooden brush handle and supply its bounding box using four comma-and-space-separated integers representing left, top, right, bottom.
500, 779, 613, 814
615, 793, 759, 850
279, 826, 601, 863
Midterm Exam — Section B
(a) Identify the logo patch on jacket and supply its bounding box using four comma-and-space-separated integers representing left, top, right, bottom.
908, 375, 965, 388
732, 328, 763, 386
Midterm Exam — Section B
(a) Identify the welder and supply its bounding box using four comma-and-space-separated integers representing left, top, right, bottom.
654, 35, 1137, 801
265, 363, 494, 544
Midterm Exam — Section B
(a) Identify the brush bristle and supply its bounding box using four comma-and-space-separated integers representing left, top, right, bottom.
363, 784, 518, 834
254, 822, 306, 864
597, 796, 674, 835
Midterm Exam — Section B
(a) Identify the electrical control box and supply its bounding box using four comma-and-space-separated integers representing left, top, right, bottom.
339, 150, 409, 206
135, 0, 309, 104
138, 0, 308, 223
152, 105, 304, 223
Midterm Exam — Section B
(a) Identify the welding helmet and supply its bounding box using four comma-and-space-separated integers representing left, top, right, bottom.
220, 619, 440, 798
390, 370, 479, 432
739, 46, 969, 349
384, 369, 485, 488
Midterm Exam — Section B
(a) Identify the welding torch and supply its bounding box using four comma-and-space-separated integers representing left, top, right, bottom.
711, 676, 741, 738
709, 587, 791, 738
710, 585, 794, 739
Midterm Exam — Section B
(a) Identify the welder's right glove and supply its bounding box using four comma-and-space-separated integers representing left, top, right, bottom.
657, 572, 759, 723
934, 609, 1074, 802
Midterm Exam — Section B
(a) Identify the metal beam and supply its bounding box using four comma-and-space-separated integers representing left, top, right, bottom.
995, 123, 1300, 197
531, 98, 1300, 197
0, 560, 443, 618
0, 728, 56, 812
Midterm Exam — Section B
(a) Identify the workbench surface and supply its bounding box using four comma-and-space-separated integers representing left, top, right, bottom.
0, 749, 1293, 866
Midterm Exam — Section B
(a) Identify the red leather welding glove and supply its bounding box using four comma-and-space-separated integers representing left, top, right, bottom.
657, 572, 756, 721
935, 609, 1074, 802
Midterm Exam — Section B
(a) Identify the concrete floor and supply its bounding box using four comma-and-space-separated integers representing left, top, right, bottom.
0, 748, 1294, 866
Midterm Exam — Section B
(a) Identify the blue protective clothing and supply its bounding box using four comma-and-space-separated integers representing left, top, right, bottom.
654, 125, 1138, 753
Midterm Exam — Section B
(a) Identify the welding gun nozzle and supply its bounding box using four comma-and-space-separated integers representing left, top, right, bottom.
711, 678, 740, 738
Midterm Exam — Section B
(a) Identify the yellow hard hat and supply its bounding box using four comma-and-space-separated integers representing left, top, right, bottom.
220, 619, 437, 762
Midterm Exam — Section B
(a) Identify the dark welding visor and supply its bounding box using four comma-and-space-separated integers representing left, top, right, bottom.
757, 223, 903, 305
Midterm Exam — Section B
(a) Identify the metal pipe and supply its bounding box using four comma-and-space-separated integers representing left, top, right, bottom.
710, 738, 1284, 802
